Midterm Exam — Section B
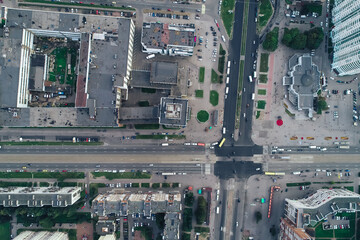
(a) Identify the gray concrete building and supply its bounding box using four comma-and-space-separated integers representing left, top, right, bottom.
14, 231, 68, 240
159, 97, 189, 127
141, 22, 195, 56
283, 54, 321, 117
0, 187, 81, 207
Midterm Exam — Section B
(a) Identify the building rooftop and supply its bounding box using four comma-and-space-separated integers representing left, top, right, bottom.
283, 54, 321, 110
14, 231, 68, 240
159, 97, 188, 127
150, 62, 178, 85
96, 220, 116, 236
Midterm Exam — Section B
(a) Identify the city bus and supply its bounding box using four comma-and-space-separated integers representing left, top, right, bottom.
219, 138, 226, 148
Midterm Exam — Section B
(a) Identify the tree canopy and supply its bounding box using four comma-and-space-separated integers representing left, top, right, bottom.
263, 27, 279, 52
282, 27, 323, 50
305, 27, 324, 49
195, 196, 207, 225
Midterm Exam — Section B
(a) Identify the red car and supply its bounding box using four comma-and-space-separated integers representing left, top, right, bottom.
167, 8, 171, 11
197, 143, 205, 146
90, 2, 94, 4
79, 1, 83, 3
62, 170, 67, 172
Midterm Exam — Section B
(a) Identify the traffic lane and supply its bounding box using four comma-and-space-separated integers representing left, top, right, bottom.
219, 187, 228, 240
222, 0, 245, 140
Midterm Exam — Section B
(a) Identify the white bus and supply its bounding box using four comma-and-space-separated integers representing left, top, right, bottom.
252, 93, 255, 100
227, 61, 231, 68
225, 87, 229, 94
226, 77, 229, 84
227, 67, 230, 75
216, 207, 220, 214
249, 75, 253, 82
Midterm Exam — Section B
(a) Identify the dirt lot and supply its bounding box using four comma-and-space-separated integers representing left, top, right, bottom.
76, 222, 93, 240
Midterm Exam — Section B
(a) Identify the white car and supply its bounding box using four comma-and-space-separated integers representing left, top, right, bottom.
184, 143, 191, 146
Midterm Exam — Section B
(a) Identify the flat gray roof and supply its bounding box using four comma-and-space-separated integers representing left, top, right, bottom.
131, 70, 172, 89
150, 62, 178, 85
159, 97, 188, 127
28, 54, 46, 91
119, 106, 159, 120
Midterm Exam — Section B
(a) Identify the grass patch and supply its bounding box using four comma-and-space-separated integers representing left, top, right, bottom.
162, 183, 170, 188
138, 101, 150, 107
194, 227, 210, 233
219, 44, 226, 56
240, 0, 250, 55
286, 182, 311, 187
172, 183, 180, 188
211, 69, 219, 83
141, 88, 156, 94
258, 0, 273, 31
0, 222, 10, 240
285, 108, 295, 117
257, 100, 266, 110
141, 183, 150, 188
134, 124, 160, 130
235, 60, 245, 129
135, 135, 186, 140
259, 74, 268, 83
345, 186, 354, 192
259, 53, 269, 72
314, 222, 334, 238
210, 90, 219, 106
132, 183, 140, 188
199, 67, 205, 83
0, 141, 102, 146
92, 172, 151, 180
221, 0, 236, 36
152, 183, 160, 189
89, 183, 106, 198
218, 55, 225, 74
256, 111, 261, 119
258, 89, 266, 95
39, 182, 49, 187
285, 0, 292, 4
162, 125, 181, 130
195, 90, 204, 98
197, 110, 210, 123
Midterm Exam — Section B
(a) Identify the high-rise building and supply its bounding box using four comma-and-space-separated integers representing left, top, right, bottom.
331, 0, 360, 76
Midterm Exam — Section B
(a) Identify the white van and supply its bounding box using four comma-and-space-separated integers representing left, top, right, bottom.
253, 71, 257, 78
249, 75, 253, 82
252, 93, 255, 100
161, 143, 169, 146
225, 87, 229, 94
227, 61, 231, 68
146, 54, 155, 59
216, 207, 220, 214
222, 127, 226, 134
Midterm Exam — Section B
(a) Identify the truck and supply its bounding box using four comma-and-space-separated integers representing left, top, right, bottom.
146, 54, 155, 59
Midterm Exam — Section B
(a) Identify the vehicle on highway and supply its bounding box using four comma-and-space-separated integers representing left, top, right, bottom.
252, 93, 255, 100
216, 207, 220, 214
249, 75, 253, 82
161, 143, 169, 146
222, 127, 226, 134
219, 138, 226, 148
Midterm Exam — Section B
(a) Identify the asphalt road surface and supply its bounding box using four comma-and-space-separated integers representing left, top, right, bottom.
271, 146, 360, 154
0, 162, 203, 174
215, 145, 263, 157
0, 145, 206, 155
214, 160, 262, 179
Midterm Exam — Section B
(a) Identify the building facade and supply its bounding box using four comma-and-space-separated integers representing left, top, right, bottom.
331, 0, 360, 76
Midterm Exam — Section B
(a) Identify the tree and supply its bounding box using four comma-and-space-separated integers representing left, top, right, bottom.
255, 211, 262, 223
290, 33, 307, 49
195, 196, 207, 225
155, 213, 166, 230
305, 27, 324, 49
282, 28, 300, 47
185, 192, 194, 207
263, 27, 279, 52
39, 218, 54, 229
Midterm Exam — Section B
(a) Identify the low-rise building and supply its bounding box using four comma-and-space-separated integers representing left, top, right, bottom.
0, 187, 81, 207
95, 220, 116, 236
14, 231, 68, 240
159, 97, 189, 127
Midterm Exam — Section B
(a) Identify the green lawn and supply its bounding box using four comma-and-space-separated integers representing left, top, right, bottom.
221, 0, 236, 36
152, 183, 160, 189
235, 60, 245, 129
141, 183, 150, 188
199, 67, 205, 83
210, 90, 219, 106
240, 0, 250, 55
0, 222, 10, 240
92, 172, 151, 180
211, 69, 219, 83
258, 0, 273, 31
259, 74, 268, 83
257, 100, 266, 109
195, 90, 204, 98
256, 111, 261, 119
260, 53, 269, 72
258, 89, 266, 95
285, 108, 296, 117
218, 55, 225, 74
315, 222, 334, 238
48, 47, 67, 84
162, 183, 170, 188
197, 110, 209, 123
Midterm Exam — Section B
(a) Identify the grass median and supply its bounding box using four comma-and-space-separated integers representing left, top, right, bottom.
235, 60, 245, 129
210, 91, 219, 106
92, 172, 151, 180
211, 69, 219, 83
195, 90, 204, 98
199, 67, 205, 83
260, 53, 269, 72
240, 0, 250, 55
